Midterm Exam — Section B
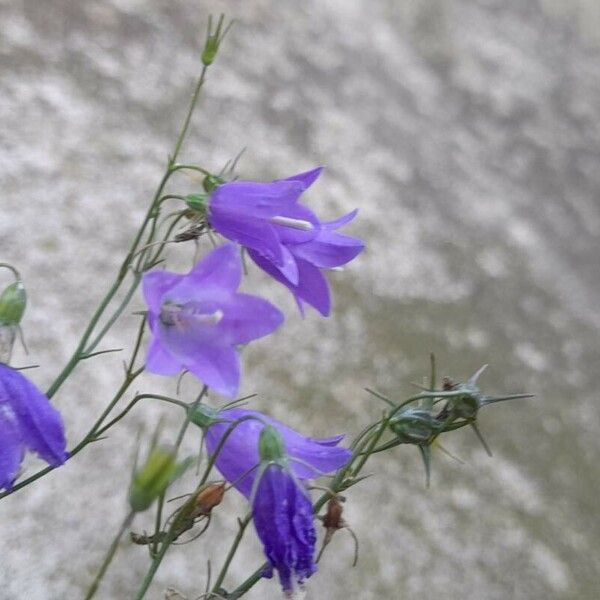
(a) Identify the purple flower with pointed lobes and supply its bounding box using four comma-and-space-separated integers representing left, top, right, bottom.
189, 404, 351, 498
251, 425, 317, 595
0, 363, 67, 491
207, 168, 364, 316
142, 244, 284, 398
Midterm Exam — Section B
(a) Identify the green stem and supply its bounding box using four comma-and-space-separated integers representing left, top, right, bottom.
211, 515, 252, 594
84, 510, 135, 600
137, 387, 207, 597
170, 66, 209, 166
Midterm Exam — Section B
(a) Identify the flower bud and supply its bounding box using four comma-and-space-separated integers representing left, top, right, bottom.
129, 446, 190, 513
195, 481, 226, 515
258, 425, 286, 462
0, 280, 26, 326
201, 14, 230, 66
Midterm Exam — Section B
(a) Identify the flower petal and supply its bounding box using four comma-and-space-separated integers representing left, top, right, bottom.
252, 463, 316, 593
322, 208, 358, 230
209, 212, 285, 266
249, 250, 330, 316
142, 270, 185, 314
250, 251, 332, 317
291, 230, 364, 268
273, 245, 299, 285
166, 244, 242, 303
0, 408, 24, 491
217, 294, 284, 345
184, 344, 241, 398
309, 433, 345, 447
145, 334, 181, 375
283, 167, 323, 190
210, 180, 304, 219
252, 464, 295, 592
0, 364, 67, 466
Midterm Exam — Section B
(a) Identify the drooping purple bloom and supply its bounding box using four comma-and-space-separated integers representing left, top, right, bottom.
0, 363, 67, 491
198, 406, 351, 497
142, 244, 284, 398
252, 461, 317, 594
207, 168, 364, 316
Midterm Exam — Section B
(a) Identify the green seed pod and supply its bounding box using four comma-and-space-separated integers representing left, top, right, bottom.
389, 409, 439, 445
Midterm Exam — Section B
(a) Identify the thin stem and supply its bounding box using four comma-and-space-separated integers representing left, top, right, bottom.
83, 275, 141, 355
84, 510, 135, 600
138, 387, 208, 596
170, 66, 208, 165
211, 515, 252, 594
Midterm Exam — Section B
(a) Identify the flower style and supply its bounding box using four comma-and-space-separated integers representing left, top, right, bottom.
252, 425, 317, 595
190, 404, 351, 497
207, 168, 364, 316
0, 363, 67, 491
142, 244, 284, 398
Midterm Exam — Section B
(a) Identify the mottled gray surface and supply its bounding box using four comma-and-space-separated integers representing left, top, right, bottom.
1, 0, 600, 598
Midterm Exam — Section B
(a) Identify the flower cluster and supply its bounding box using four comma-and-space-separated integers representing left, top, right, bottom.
139, 169, 362, 592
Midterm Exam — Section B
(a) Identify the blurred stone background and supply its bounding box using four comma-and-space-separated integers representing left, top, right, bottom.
1, 0, 600, 598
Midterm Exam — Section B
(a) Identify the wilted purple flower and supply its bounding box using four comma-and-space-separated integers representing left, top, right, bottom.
0, 363, 67, 491
190, 405, 351, 497
207, 168, 364, 316
142, 244, 284, 398
252, 425, 317, 594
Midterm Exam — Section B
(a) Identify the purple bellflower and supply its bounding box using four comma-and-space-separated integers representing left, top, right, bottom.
206, 168, 364, 316
142, 244, 284, 398
0, 363, 67, 491
251, 425, 317, 595
189, 404, 351, 498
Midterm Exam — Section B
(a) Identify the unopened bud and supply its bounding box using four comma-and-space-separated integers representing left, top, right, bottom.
195, 481, 226, 515
0, 281, 26, 326
201, 14, 231, 66
129, 446, 190, 512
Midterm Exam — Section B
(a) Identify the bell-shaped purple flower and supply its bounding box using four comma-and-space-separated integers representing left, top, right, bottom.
0, 363, 67, 491
207, 168, 364, 316
142, 244, 284, 398
251, 425, 317, 594
190, 405, 351, 497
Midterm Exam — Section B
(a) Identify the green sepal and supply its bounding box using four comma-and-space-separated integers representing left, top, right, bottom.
184, 193, 209, 212
258, 425, 286, 462
187, 403, 221, 429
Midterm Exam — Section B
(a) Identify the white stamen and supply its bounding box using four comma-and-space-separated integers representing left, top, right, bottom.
330, 266, 345, 272
192, 309, 224, 326
270, 216, 314, 231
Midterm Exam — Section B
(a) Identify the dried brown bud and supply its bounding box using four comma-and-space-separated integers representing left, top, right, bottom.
322, 496, 346, 536
194, 481, 226, 516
